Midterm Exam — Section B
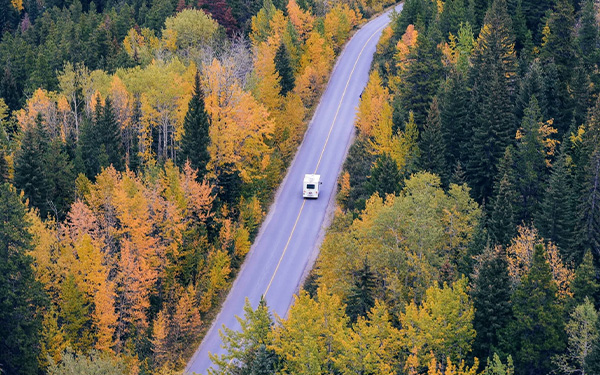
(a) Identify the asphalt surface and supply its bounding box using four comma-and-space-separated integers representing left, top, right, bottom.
185, 4, 403, 374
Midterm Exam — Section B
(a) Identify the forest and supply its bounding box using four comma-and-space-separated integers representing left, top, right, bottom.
1, 0, 600, 374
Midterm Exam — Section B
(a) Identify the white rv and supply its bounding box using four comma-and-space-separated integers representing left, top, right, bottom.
303, 174, 321, 198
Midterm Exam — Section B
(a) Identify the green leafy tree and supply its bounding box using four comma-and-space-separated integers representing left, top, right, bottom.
60, 273, 93, 353
505, 244, 566, 375
472, 247, 513, 361
209, 297, 278, 374
48, 349, 128, 375
0, 183, 47, 375
180, 71, 211, 178
553, 298, 598, 375
484, 353, 514, 375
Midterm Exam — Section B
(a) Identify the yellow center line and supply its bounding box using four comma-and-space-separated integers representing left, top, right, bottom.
263, 23, 388, 299
313, 23, 388, 174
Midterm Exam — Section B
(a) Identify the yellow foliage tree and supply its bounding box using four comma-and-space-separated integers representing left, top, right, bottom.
295, 31, 334, 107
323, 3, 362, 52
287, 0, 314, 41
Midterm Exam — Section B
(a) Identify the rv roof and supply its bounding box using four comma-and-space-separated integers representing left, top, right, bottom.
304, 174, 320, 184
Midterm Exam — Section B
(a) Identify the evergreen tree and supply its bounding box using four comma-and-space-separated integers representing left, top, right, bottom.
540, 0, 578, 134
0, 65, 20, 112
0, 148, 8, 183
514, 96, 548, 223
505, 244, 566, 375
344, 258, 378, 323
13, 114, 51, 216
441, 70, 471, 170
467, 0, 518, 202
536, 145, 577, 262
398, 25, 444, 128
99, 97, 124, 171
215, 162, 242, 206
488, 146, 517, 246
439, 0, 469, 37
0, 183, 47, 375
571, 250, 599, 306
180, 72, 211, 178
520, 0, 553, 43
579, 149, 600, 259
45, 139, 75, 219
342, 136, 376, 211
511, 0, 533, 57
571, 65, 592, 130
366, 153, 402, 198
419, 97, 447, 183
128, 96, 142, 172
516, 59, 547, 122
578, 0, 599, 75
274, 42, 294, 97
80, 104, 103, 179
472, 247, 513, 362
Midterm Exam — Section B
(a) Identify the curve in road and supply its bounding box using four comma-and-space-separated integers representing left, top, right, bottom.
185, 4, 403, 374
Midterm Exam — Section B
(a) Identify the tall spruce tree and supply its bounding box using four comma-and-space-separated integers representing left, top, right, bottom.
536, 145, 577, 262
467, 0, 517, 202
441, 70, 471, 171
0, 183, 47, 375
45, 139, 75, 219
578, 0, 599, 75
180, 72, 211, 179
488, 146, 518, 246
540, 0, 578, 134
520, 0, 553, 43
571, 250, 599, 306
420, 97, 447, 183
366, 153, 402, 198
514, 96, 547, 223
472, 247, 513, 362
98, 97, 124, 171
398, 25, 444, 129
13, 114, 51, 216
344, 258, 378, 323
505, 244, 566, 375
274, 42, 295, 97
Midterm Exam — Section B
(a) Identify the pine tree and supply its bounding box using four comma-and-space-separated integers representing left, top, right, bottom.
44, 139, 75, 219
467, 0, 518, 202
274, 42, 295, 97
398, 26, 444, 129
420, 97, 447, 184
520, 0, 554, 43
517, 59, 547, 122
344, 258, 378, 323
571, 250, 599, 306
540, 0, 578, 134
505, 244, 566, 375
441, 71, 470, 170
0, 148, 8, 183
580, 149, 600, 259
536, 146, 577, 262
514, 96, 548, 223
578, 0, 599, 75
99, 97, 124, 171
180, 72, 211, 179
0, 183, 47, 375
13, 114, 51, 216
472, 247, 513, 362
366, 153, 402, 198
80, 106, 102, 179
488, 146, 518, 246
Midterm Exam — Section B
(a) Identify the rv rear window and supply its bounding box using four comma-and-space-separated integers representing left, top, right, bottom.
307, 184, 315, 189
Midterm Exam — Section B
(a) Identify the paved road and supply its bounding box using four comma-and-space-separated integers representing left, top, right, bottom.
185, 4, 403, 374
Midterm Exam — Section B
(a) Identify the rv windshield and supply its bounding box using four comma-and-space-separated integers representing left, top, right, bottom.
307, 184, 315, 189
